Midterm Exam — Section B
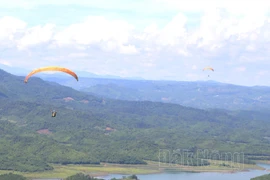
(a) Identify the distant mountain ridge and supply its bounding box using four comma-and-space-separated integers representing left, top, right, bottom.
36, 75, 270, 111
4, 64, 270, 112
0, 64, 144, 80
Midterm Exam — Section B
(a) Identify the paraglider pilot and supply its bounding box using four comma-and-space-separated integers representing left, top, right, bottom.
51, 110, 57, 117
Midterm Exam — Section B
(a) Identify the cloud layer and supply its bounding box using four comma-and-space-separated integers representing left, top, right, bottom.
0, 0, 270, 86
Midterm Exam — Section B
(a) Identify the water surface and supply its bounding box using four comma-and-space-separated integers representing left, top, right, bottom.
101, 164, 270, 180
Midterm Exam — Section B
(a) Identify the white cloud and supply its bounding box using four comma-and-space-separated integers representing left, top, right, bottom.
0, 0, 270, 85
192, 65, 197, 70
67, 53, 89, 58
0, 60, 12, 66
53, 16, 136, 54
246, 44, 256, 52
235, 66, 246, 72
157, 13, 187, 46
257, 70, 268, 76
2, 7, 269, 57
17, 24, 55, 50
140, 13, 187, 50
0, 16, 26, 46
118, 45, 138, 54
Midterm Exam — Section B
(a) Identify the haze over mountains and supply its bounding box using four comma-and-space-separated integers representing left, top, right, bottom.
36, 73, 270, 111
0, 64, 144, 80
4, 63, 270, 112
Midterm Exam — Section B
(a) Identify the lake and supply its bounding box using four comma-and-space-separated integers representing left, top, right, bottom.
100, 164, 270, 180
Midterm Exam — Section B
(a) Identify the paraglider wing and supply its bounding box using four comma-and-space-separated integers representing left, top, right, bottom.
203, 66, 214, 78
203, 67, 214, 71
24, 66, 78, 83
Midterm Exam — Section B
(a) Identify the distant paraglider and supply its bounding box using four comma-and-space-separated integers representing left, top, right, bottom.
203, 66, 214, 77
203, 66, 214, 71
24, 66, 79, 83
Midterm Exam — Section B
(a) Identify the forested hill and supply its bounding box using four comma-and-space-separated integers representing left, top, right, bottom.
40, 75, 270, 111
0, 68, 269, 172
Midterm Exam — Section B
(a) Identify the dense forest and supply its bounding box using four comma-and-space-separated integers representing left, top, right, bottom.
0, 69, 269, 172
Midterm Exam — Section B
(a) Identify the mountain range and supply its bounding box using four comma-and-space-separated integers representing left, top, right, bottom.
0, 68, 269, 172
36, 75, 270, 111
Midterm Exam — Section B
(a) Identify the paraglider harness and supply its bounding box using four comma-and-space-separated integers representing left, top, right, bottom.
51, 110, 57, 117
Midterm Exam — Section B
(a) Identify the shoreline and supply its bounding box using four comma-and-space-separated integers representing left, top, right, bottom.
0, 161, 267, 179
93, 166, 268, 179
90, 161, 267, 178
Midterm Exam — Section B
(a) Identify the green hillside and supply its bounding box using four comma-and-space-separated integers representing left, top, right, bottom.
0, 69, 269, 172
0, 120, 98, 172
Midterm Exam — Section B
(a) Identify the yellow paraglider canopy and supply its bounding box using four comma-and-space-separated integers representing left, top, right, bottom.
203, 66, 214, 71
24, 66, 79, 83
203, 66, 214, 77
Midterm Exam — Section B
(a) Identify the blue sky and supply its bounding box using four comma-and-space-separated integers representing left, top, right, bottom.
0, 0, 270, 86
